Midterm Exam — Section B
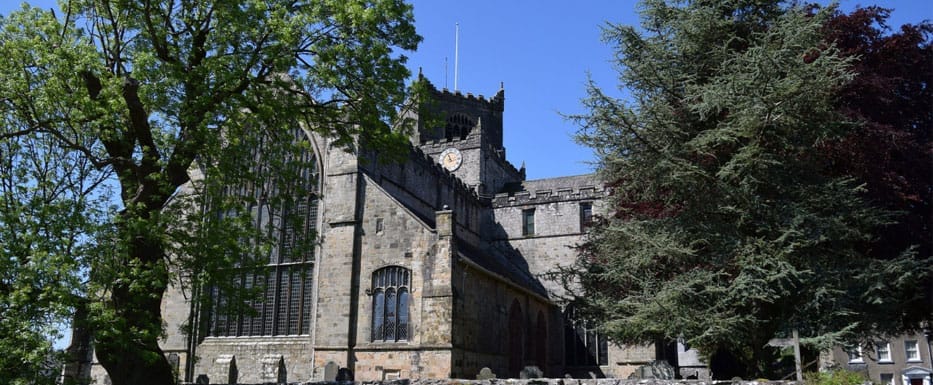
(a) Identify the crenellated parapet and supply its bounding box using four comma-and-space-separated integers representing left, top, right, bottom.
413, 74, 506, 150
483, 141, 522, 178
419, 73, 504, 111
358, 142, 489, 237
491, 176, 604, 208
406, 145, 482, 204
418, 132, 482, 149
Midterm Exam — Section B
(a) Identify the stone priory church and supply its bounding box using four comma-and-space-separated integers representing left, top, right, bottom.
84, 76, 699, 384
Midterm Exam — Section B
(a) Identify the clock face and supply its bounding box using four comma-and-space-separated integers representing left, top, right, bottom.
439, 148, 463, 171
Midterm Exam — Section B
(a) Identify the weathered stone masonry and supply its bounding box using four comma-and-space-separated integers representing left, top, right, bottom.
85, 76, 688, 384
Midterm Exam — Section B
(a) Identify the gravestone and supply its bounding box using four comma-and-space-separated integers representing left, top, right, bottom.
324, 361, 339, 381
476, 367, 497, 380
520, 366, 543, 379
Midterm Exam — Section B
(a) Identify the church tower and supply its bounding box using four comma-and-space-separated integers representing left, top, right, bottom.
408, 75, 524, 195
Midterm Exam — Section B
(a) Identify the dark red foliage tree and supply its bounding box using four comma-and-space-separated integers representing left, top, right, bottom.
822, 6, 932, 326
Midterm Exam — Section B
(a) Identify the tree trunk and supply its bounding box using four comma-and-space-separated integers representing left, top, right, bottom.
93, 218, 177, 385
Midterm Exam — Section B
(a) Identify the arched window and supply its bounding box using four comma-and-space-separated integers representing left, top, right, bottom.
445, 113, 474, 141
207, 128, 318, 337
371, 266, 411, 342
563, 305, 608, 366
508, 300, 524, 376
535, 311, 547, 368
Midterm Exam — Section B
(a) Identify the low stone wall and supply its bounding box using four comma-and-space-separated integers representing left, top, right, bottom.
189, 379, 809, 385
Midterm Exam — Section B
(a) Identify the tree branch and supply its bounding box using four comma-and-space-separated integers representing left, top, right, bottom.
121, 76, 161, 173
142, 0, 179, 65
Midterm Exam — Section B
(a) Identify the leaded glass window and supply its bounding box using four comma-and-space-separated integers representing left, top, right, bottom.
207, 128, 318, 337
564, 305, 608, 366
371, 266, 411, 342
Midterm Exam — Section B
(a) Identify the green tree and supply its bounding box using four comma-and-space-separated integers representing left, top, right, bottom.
568, 0, 929, 377
0, 1, 420, 384
0, 131, 105, 383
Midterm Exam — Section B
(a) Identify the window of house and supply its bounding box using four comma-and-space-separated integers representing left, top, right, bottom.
372, 266, 411, 342
564, 306, 608, 366
580, 202, 593, 230
522, 208, 535, 236
207, 130, 318, 337
880, 373, 894, 385
847, 346, 864, 363
877, 342, 892, 362
905, 340, 920, 361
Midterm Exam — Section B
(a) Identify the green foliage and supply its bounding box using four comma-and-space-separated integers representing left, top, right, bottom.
0, 104, 110, 384
804, 370, 868, 385
0, 1, 419, 384
567, 0, 930, 377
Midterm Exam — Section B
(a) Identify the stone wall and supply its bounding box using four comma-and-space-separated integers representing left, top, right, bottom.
450, 259, 558, 379
194, 337, 311, 384
362, 144, 484, 233
188, 378, 809, 385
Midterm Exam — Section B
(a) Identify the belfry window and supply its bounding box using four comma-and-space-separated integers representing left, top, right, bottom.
445, 113, 474, 141
371, 266, 411, 342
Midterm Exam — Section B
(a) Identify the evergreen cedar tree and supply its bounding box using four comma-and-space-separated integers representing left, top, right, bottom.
0, 1, 420, 385
568, 0, 931, 378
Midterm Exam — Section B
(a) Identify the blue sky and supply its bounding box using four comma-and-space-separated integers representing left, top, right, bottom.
1, 0, 931, 352
406, 0, 933, 180
2, 1, 931, 179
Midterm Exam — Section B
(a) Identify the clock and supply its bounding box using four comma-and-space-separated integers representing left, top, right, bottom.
439, 147, 462, 171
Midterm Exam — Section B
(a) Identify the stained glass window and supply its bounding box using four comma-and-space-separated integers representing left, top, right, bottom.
371, 266, 411, 342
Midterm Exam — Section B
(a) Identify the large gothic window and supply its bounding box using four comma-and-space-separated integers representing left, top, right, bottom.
371, 266, 411, 342
207, 129, 318, 337
564, 305, 608, 366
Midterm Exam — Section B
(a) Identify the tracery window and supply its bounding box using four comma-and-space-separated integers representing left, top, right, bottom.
564, 305, 608, 366
207, 129, 318, 337
371, 266, 411, 342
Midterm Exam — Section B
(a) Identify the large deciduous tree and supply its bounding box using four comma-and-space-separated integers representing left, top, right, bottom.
567, 0, 930, 377
820, 6, 932, 327
0, 1, 419, 384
